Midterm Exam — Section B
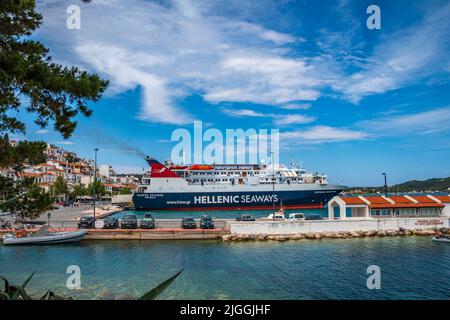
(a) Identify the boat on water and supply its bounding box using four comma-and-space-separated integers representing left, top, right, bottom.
133, 157, 345, 211
2, 226, 88, 245
432, 236, 450, 243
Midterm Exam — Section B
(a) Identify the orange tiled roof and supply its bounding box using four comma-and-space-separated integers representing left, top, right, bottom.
36, 163, 53, 167
433, 195, 450, 203
370, 203, 443, 209
340, 197, 366, 205
363, 195, 445, 208
364, 196, 391, 204
388, 195, 414, 204
410, 195, 437, 203
20, 172, 41, 177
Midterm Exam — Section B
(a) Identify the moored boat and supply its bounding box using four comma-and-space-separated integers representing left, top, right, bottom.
432, 236, 450, 243
133, 157, 345, 211
2, 226, 88, 245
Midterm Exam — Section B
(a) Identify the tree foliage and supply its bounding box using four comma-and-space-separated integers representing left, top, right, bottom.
51, 175, 68, 197
0, 134, 52, 220
0, 134, 46, 170
0, 176, 53, 221
88, 180, 106, 196
0, 0, 108, 138
72, 183, 88, 197
119, 187, 132, 195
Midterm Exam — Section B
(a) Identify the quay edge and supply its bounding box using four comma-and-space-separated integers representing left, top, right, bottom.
222, 228, 447, 242
223, 216, 450, 241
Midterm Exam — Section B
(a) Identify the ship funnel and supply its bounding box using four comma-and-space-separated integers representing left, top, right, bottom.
145, 157, 179, 178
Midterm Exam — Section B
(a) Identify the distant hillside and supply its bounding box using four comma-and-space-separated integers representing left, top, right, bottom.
392, 177, 450, 192
349, 177, 450, 193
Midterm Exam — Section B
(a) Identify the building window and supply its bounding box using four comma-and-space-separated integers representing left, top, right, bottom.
371, 209, 381, 216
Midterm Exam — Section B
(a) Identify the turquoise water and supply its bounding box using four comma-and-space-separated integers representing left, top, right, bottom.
1, 237, 449, 300
112, 208, 328, 219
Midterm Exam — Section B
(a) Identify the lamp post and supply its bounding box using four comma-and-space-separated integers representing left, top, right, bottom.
271, 152, 275, 214
93, 148, 99, 222
382, 173, 388, 197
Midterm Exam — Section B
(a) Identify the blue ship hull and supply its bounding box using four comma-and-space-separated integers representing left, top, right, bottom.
132, 189, 342, 211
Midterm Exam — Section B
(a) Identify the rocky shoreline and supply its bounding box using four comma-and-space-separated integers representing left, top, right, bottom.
222, 228, 449, 242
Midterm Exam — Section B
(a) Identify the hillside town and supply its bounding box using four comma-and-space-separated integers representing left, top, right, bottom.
0, 139, 139, 203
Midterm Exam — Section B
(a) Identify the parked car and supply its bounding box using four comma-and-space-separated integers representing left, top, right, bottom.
200, 215, 215, 229
236, 214, 255, 221
102, 216, 119, 229
78, 216, 95, 229
288, 213, 305, 221
304, 214, 323, 221
140, 213, 156, 229
181, 217, 197, 229
121, 214, 138, 229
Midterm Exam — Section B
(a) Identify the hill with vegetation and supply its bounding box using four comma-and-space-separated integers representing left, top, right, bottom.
349, 177, 450, 193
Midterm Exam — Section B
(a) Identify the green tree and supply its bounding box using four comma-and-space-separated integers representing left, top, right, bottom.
0, 176, 53, 221
0, 0, 108, 138
72, 183, 88, 198
0, 134, 46, 170
88, 180, 106, 197
119, 187, 132, 195
51, 176, 68, 200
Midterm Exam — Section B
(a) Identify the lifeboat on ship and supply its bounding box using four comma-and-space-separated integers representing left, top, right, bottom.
189, 165, 214, 170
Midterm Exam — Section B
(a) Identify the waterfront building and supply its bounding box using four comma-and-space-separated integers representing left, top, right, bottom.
44, 144, 67, 162
99, 164, 116, 180
328, 194, 449, 220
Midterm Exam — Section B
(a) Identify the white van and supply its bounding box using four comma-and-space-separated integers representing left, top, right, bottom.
288, 213, 305, 221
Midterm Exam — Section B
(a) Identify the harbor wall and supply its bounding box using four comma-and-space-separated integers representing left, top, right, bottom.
85, 228, 227, 240
228, 217, 450, 235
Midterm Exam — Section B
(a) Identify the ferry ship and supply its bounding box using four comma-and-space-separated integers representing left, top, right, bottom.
133, 157, 345, 211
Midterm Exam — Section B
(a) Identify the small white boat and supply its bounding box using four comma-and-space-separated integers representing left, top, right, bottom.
2, 226, 88, 245
432, 236, 450, 243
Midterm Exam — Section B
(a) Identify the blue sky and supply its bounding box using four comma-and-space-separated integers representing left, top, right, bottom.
13, 0, 450, 186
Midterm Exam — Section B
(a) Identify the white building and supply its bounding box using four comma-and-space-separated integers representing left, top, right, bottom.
328, 194, 449, 220
99, 164, 115, 180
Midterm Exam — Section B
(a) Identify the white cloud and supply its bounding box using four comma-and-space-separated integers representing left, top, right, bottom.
37, 0, 321, 124
280, 103, 312, 110
204, 53, 322, 105
330, 3, 450, 103
36, 0, 450, 123
273, 114, 315, 126
35, 129, 49, 134
220, 108, 266, 118
220, 107, 315, 126
358, 106, 450, 135
281, 126, 369, 144
55, 141, 74, 145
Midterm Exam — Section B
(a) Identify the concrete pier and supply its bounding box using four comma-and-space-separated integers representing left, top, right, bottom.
227, 217, 449, 235
86, 228, 227, 240
0, 227, 227, 240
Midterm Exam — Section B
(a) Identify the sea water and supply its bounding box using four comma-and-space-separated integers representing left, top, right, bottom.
1, 237, 449, 300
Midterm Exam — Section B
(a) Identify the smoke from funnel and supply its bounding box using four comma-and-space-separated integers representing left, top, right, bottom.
84, 126, 147, 159
106, 137, 146, 158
